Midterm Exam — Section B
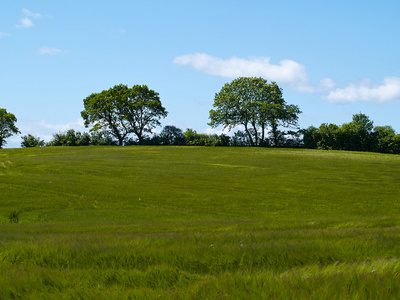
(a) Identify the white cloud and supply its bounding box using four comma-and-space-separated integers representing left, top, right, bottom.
39, 47, 69, 55
0, 32, 10, 37
22, 8, 41, 18
15, 9, 42, 29
16, 17, 34, 29
173, 53, 400, 104
173, 53, 315, 92
326, 77, 400, 103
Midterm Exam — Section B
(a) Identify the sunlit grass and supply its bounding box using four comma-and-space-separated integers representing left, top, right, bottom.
1, 146, 400, 298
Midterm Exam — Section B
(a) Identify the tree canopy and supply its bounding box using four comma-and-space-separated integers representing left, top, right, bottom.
208, 77, 301, 146
0, 108, 19, 149
81, 84, 167, 145
21, 134, 45, 148
123, 85, 168, 143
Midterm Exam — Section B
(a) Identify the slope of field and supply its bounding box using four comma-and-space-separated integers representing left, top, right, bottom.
1, 146, 400, 299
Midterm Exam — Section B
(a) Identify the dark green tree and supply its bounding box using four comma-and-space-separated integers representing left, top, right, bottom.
372, 126, 396, 154
231, 130, 252, 146
215, 134, 231, 146
21, 134, 45, 147
0, 108, 20, 149
391, 134, 400, 154
317, 123, 340, 150
302, 126, 319, 149
339, 113, 374, 151
160, 125, 185, 145
47, 129, 78, 146
209, 77, 301, 146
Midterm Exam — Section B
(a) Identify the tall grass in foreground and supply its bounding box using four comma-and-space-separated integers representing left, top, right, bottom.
1, 146, 400, 298
2, 220, 400, 299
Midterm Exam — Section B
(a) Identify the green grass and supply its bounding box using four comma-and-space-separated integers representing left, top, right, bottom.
1, 146, 400, 299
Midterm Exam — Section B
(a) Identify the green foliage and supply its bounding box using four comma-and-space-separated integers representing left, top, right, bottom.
48, 129, 88, 146
47, 129, 117, 146
21, 134, 45, 148
89, 131, 118, 146
339, 113, 374, 151
183, 128, 230, 146
209, 77, 301, 146
81, 84, 167, 145
160, 125, 185, 145
124, 85, 168, 143
231, 130, 252, 146
372, 126, 396, 153
81, 84, 130, 145
303, 113, 400, 154
0, 108, 20, 148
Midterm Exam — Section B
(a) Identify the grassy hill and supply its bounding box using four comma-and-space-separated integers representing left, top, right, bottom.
1, 146, 400, 298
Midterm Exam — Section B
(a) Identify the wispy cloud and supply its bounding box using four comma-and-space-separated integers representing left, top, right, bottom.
0, 32, 10, 37
326, 77, 400, 103
16, 17, 34, 29
16, 8, 42, 29
173, 53, 317, 92
39, 47, 69, 55
22, 8, 41, 18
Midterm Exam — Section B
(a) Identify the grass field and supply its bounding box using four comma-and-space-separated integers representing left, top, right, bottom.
1, 146, 400, 299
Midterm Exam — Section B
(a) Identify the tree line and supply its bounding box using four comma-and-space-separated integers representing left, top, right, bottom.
1, 77, 400, 154
303, 113, 400, 154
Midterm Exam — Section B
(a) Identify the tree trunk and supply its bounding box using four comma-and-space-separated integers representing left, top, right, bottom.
271, 123, 279, 146
244, 124, 254, 146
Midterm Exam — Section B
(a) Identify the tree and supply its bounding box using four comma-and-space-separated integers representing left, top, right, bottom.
81, 84, 131, 146
182, 129, 208, 146
0, 108, 20, 149
339, 113, 374, 151
124, 85, 168, 144
89, 131, 117, 146
208, 77, 301, 146
317, 123, 340, 150
231, 130, 252, 146
47, 129, 79, 146
21, 134, 45, 148
372, 126, 396, 154
215, 134, 231, 146
160, 125, 185, 145
301, 113, 390, 153
391, 134, 400, 154
82, 84, 167, 145
258, 81, 302, 146
302, 126, 319, 149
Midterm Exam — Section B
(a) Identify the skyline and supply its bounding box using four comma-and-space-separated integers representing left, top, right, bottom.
1, 1, 400, 148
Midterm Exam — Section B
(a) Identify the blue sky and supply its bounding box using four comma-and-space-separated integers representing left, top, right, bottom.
1, 0, 400, 148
